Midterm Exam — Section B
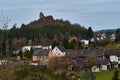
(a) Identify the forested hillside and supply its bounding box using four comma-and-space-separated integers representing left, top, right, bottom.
0, 12, 91, 51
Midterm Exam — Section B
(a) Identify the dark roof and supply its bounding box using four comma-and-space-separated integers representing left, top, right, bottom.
104, 50, 120, 56
65, 50, 78, 59
78, 49, 105, 57
95, 59, 110, 67
57, 46, 66, 52
66, 49, 105, 59
111, 61, 118, 65
33, 49, 50, 56
33, 49, 41, 55
74, 58, 85, 66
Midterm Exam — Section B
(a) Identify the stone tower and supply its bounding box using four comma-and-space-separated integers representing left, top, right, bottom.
39, 12, 44, 19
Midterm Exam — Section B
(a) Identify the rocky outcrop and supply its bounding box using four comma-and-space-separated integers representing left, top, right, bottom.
27, 12, 71, 28
40, 12, 45, 19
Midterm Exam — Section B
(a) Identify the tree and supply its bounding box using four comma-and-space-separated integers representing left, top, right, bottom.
47, 57, 58, 72
112, 69, 119, 80
24, 50, 33, 59
85, 52, 97, 69
52, 41, 59, 49
1, 41, 6, 55
115, 29, 120, 42
18, 50, 23, 59
87, 27, 94, 40
21, 24, 26, 28
0, 11, 10, 56
0, 11, 10, 30
48, 57, 72, 72
62, 39, 69, 49
30, 47, 33, 54
0, 65, 15, 80
28, 39, 33, 46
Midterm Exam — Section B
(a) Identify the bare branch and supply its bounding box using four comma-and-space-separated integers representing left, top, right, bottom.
0, 11, 10, 30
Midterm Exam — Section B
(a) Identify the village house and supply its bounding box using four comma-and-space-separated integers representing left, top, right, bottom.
104, 50, 120, 68
32, 49, 51, 65
66, 49, 112, 72
51, 46, 66, 57
31, 45, 120, 72
92, 59, 111, 72
13, 45, 52, 54
80, 39, 89, 47
22, 45, 52, 52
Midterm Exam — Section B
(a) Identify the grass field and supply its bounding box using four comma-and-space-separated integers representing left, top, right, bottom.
93, 70, 113, 80
80, 70, 114, 80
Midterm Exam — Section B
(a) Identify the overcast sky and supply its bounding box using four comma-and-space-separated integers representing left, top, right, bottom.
0, 0, 120, 30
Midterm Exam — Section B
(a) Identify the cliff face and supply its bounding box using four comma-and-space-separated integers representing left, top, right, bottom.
27, 12, 71, 28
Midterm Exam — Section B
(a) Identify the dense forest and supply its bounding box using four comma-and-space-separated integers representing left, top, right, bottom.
0, 23, 92, 52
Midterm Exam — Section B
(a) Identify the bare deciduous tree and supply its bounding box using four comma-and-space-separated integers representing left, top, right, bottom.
0, 11, 10, 30
85, 52, 97, 69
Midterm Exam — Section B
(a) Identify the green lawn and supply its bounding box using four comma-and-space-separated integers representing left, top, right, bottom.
93, 70, 113, 80
79, 70, 114, 80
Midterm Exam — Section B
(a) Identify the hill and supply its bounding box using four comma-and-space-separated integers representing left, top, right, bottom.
27, 12, 71, 28
97, 28, 120, 33
0, 12, 90, 50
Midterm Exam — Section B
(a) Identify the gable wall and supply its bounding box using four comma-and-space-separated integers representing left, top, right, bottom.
52, 47, 65, 57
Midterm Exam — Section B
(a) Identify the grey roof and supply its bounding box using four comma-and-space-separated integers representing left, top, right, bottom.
66, 49, 105, 59
104, 50, 120, 56
57, 46, 66, 52
95, 59, 110, 67
33, 49, 50, 56
78, 49, 105, 57
33, 49, 42, 55
74, 58, 85, 66
65, 50, 78, 59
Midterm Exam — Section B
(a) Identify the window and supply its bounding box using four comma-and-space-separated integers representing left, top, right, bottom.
118, 57, 120, 61
58, 53, 60, 55
93, 68, 96, 70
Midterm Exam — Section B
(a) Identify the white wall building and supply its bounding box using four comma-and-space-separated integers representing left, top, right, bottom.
52, 46, 66, 57
110, 55, 120, 64
81, 40, 89, 45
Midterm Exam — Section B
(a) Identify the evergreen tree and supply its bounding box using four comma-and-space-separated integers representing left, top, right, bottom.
1, 41, 6, 55
18, 50, 23, 59
112, 69, 119, 80
62, 39, 69, 49
87, 27, 94, 40
115, 29, 120, 42
52, 41, 59, 49
30, 47, 33, 54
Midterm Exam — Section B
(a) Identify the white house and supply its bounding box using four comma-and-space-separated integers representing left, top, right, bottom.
22, 45, 52, 53
22, 46, 32, 52
110, 55, 120, 64
110, 34, 116, 41
52, 46, 66, 57
81, 40, 89, 45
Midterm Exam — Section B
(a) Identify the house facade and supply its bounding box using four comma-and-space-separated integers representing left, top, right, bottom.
33, 49, 51, 65
105, 50, 120, 67
110, 55, 120, 64
52, 46, 66, 57
92, 59, 111, 72
92, 66, 100, 72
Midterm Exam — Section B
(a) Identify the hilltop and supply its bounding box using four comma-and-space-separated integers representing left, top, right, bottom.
0, 12, 91, 50
27, 12, 71, 28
